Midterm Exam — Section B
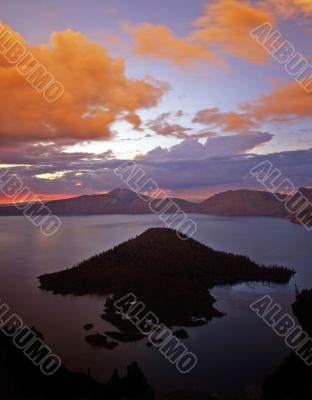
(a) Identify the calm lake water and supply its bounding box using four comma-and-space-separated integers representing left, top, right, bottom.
0, 214, 311, 398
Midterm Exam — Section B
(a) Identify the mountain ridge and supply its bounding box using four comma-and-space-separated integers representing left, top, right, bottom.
0, 187, 311, 225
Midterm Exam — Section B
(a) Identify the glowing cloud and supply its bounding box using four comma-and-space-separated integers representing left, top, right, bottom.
193, 108, 257, 133
268, 0, 312, 17
125, 23, 220, 67
243, 81, 312, 121
127, 0, 275, 67
192, 0, 275, 63
0, 23, 168, 142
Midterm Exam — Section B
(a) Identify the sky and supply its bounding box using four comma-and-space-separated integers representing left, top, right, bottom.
0, 0, 312, 202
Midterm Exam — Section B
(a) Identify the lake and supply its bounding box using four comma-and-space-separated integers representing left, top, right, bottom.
0, 214, 311, 398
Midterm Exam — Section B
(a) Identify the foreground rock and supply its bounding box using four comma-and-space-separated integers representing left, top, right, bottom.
173, 329, 189, 339
0, 327, 154, 399
263, 289, 312, 399
85, 332, 118, 349
83, 323, 93, 331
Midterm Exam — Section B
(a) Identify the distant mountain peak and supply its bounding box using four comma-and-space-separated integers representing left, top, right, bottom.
108, 188, 135, 197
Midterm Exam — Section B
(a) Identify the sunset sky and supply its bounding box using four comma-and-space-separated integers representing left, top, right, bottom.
0, 0, 312, 202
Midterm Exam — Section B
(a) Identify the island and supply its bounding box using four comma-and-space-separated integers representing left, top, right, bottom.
85, 332, 118, 349
39, 228, 294, 329
83, 323, 93, 331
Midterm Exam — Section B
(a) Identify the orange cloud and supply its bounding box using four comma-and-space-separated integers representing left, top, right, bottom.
193, 107, 257, 132
0, 23, 168, 141
126, 0, 275, 67
124, 113, 142, 129
192, 0, 275, 63
243, 80, 312, 121
125, 23, 220, 67
146, 112, 213, 139
268, 0, 312, 17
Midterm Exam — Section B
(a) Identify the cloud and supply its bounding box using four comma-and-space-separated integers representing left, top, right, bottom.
146, 107, 259, 138
147, 112, 191, 138
0, 141, 115, 166
0, 141, 118, 198
193, 108, 257, 133
0, 23, 168, 142
191, 0, 275, 63
3, 137, 312, 201
137, 132, 273, 160
126, 0, 275, 67
124, 23, 220, 67
243, 81, 312, 121
123, 114, 142, 129
146, 112, 214, 139
268, 0, 312, 18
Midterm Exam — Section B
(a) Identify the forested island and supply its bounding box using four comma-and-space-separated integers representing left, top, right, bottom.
39, 228, 294, 327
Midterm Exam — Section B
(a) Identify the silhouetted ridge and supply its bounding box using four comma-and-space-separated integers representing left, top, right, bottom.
1, 188, 312, 227
108, 188, 137, 198
196, 189, 287, 216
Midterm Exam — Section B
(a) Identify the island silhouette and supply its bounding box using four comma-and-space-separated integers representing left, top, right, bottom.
39, 228, 294, 330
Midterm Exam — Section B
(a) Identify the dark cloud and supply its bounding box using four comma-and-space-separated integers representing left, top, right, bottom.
1, 134, 312, 199
0, 142, 114, 165
137, 132, 273, 160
